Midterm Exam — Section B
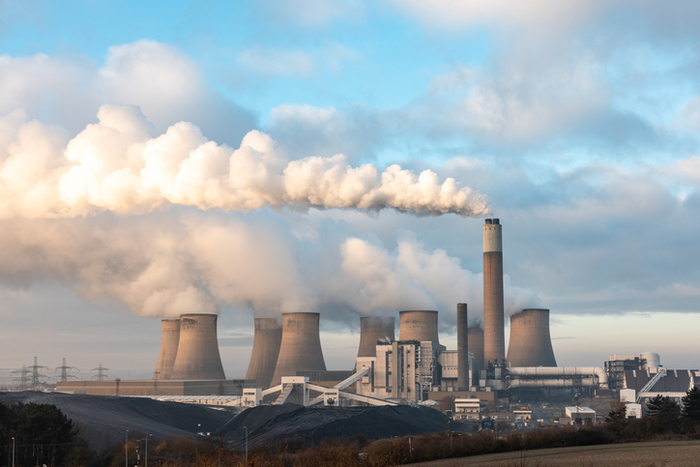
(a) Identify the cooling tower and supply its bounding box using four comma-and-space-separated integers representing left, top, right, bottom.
483, 218, 505, 366
357, 316, 395, 358
245, 318, 283, 388
170, 314, 226, 380
457, 303, 469, 391
270, 312, 327, 386
399, 310, 439, 345
506, 308, 557, 367
468, 326, 484, 379
152, 318, 180, 380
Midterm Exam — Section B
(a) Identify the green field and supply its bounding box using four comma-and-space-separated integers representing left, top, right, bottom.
402, 440, 700, 467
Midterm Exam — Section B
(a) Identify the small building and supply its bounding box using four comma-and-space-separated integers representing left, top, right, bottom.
513, 409, 532, 422
565, 406, 596, 425
454, 397, 483, 420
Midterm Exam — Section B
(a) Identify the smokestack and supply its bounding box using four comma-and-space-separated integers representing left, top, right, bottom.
506, 308, 557, 367
399, 310, 439, 345
245, 318, 283, 388
170, 314, 226, 380
468, 326, 484, 379
153, 318, 180, 380
457, 303, 469, 391
483, 218, 505, 366
270, 312, 327, 386
358, 316, 395, 358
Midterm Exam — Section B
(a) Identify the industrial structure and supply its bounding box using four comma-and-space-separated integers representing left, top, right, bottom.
483, 218, 505, 368
468, 326, 484, 380
357, 316, 395, 358
399, 310, 440, 345
270, 312, 327, 386
457, 303, 469, 391
153, 318, 180, 380
506, 309, 557, 367
170, 314, 226, 381
245, 318, 283, 388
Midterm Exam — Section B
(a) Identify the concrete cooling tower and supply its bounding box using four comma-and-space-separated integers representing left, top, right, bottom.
270, 312, 327, 386
399, 310, 439, 345
483, 218, 505, 367
245, 318, 283, 388
357, 316, 395, 358
152, 318, 180, 380
170, 313, 226, 380
506, 308, 557, 367
457, 303, 469, 391
468, 326, 484, 378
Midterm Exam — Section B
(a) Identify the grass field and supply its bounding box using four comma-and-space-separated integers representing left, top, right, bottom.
401, 440, 700, 467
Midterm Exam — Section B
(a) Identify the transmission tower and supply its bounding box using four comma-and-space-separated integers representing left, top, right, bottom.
55, 357, 79, 383
12, 365, 30, 390
28, 356, 50, 390
90, 364, 110, 381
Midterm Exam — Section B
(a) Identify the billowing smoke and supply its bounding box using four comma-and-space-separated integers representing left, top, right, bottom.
0, 105, 490, 219
0, 105, 543, 323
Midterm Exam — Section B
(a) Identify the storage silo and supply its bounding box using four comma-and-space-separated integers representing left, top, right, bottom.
270, 312, 327, 386
245, 318, 283, 388
357, 316, 395, 358
399, 310, 440, 345
506, 308, 557, 367
152, 318, 180, 380
170, 313, 226, 380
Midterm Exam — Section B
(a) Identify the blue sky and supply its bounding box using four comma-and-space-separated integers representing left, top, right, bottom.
1, 0, 700, 382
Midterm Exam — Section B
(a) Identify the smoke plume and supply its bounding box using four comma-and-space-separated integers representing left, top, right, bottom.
0, 105, 490, 219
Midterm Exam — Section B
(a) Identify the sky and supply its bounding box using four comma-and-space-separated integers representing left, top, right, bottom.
1, 0, 700, 385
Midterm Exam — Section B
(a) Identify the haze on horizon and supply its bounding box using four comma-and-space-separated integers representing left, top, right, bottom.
1, 0, 699, 383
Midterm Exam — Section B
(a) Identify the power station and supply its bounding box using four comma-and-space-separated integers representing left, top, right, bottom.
61, 217, 686, 411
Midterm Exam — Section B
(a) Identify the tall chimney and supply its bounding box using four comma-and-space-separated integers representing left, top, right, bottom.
170, 314, 226, 380
357, 316, 395, 358
153, 318, 180, 380
506, 308, 557, 367
468, 326, 484, 380
457, 303, 469, 391
483, 218, 505, 367
245, 318, 283, 388
270, 312, 327, 386
399, 310, 439, 345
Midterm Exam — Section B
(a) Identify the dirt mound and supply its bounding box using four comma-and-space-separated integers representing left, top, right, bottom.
0, 391, 234, 452
216, 404, 467, 447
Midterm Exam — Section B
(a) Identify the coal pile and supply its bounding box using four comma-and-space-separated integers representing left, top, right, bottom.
216, 404, 468, 447
0, 391, 234, 452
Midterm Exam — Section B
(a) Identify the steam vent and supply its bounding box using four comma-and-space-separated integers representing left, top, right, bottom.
483, 218, 505, 366
170, 313, 226, 380
152, 318, 181, 380
506, 308, 557, 367
357, 316, 395, 358
399, 310, 440, 345
270, 312, 327, 386
245, 318, 283, 388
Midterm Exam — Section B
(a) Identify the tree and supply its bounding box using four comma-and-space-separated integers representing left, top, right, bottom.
681, 386, 700, 422
645, 395, 680, 433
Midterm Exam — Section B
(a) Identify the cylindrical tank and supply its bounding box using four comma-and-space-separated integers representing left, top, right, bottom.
357, 316, 395, 358
170, 314, 226, 380
245, 318, 283, 388
399, 310, 440, 345
153, 318, 180, 380
483, 218, 505, 366
270, 312, 327, 386
506, 308, 557, 367
641, 352, 661, 369
468, 326, 484, 380
457, 303, 469, 391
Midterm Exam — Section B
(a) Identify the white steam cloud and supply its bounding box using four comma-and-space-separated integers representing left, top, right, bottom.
0, 105, 490, 219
